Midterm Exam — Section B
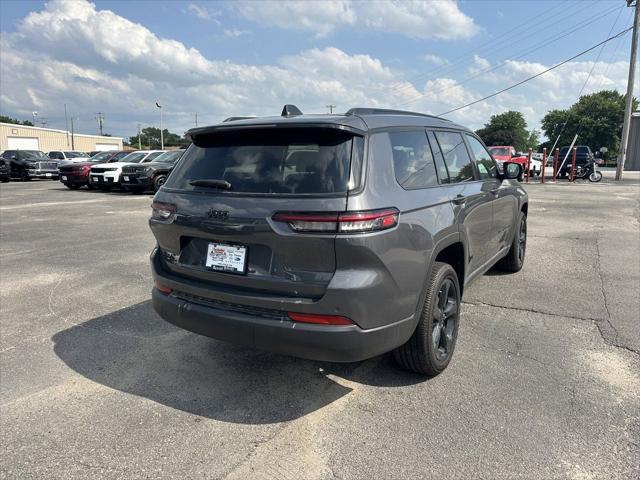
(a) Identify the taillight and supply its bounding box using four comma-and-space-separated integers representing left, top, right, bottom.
273, 208, 399, 234
81, 165, 91, 175
287, 312, 353, 325
154, 281, 173, 295
151, 202, 176, 221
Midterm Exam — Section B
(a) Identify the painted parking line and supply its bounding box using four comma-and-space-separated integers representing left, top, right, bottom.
0, 196, 151, 211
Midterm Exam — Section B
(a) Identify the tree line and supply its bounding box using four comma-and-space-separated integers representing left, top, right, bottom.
476, 90, 636, 158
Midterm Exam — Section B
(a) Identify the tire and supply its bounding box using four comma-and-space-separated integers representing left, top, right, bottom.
496, 211, 526, 273
20, 169, 31, 182
66, 184, 80, 190
87, 183, 97, 190
589, 171, 602, 182
0, 178, 9, 183
393, 262, 460, 376
153, 174, 167, 192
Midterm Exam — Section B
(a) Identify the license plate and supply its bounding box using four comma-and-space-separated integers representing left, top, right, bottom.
123, 176, 129, 182
45, 173, 52, 177
61, 176, 67, 181
205, 243, 247, 274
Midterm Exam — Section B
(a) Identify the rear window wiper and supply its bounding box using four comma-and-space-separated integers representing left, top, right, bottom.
189, 179, 232, 190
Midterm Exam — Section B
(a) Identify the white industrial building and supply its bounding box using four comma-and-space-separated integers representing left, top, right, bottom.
0, 123, 123, 152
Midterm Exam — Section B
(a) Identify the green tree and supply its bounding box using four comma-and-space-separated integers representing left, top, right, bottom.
540, 90, 638, 154
0, 115, 34, 126
526, 129, 540, 151
476, 110, 530, 151
128, 127, 188, 149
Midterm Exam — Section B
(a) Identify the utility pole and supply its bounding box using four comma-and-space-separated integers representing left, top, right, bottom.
616, 0, 639, 180
64, 104, 70, 147
137, 124, 142, 150
70, 116, 75, 150
326, 104, 336, 114
156, 102, 164, 149
96, 112, 104, 136
195, 112, 198, 127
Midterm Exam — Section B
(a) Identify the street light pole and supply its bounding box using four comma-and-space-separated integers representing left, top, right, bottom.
156, 102, 164, 150
616, 0, 639, 180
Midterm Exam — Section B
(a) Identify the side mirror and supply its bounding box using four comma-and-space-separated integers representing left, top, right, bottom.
503, 162, 521, 179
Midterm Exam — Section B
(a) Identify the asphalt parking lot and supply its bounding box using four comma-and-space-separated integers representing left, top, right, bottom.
1, 177, 639, 479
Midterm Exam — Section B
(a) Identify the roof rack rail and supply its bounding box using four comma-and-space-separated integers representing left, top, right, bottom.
223, 116, 256, 122
345, 108, 449, 121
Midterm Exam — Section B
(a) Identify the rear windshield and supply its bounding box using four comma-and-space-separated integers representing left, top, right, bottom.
154, 150, 183, 163
488, 147, 509, 156
109, 152, 130, 162
121, 152, 147, 163
165, 128, 359, 194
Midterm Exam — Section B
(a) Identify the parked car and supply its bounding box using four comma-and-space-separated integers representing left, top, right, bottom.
0, 150, 59, 180
58, 151, 123, 190
527, 157, 542, 176
0, 158, 10, 183
47, 151, 90, 165
149, 106, 528, 375
89, 150, 164, 190
556, 146, 595, 178
88, 151, 101, 157
487, 145, 529, 172
121, 150, 183, 193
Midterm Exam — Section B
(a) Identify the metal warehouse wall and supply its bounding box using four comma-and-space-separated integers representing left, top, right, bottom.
0, 123, 123, 152
626, 114, 640, 171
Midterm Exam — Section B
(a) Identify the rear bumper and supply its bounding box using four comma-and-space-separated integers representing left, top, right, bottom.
152, 288, 414, 362
150, 249, 416, 362
60, 173, 88, 185
27, 169, 58, 179
121, 174, 151, 188
89, 174, 119, 186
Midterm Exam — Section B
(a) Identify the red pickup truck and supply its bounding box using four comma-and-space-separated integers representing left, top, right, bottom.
488, 146, 541, 176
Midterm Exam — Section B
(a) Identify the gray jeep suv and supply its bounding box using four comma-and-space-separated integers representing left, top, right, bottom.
149, 106, 528, 375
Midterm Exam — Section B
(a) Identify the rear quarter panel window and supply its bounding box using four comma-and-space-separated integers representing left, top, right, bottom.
389, 130, 438, 189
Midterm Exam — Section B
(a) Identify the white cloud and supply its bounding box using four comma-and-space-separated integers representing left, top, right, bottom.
422, 54, 449, 66
234, 0, 356, 38
186, 3, 220, 21
223, 28, 251, 38
233, 0, 478, 39
0, 0, 630, 140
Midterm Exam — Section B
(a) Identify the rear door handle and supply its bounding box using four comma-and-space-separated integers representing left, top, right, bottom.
452, 194, 466, 205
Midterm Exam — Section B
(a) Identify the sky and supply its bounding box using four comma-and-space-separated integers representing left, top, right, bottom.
0, 0, 636, 141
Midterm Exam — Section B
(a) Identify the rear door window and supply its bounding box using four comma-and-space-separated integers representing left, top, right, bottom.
434, 131, 475, 183
389, 130, 438, 189
165, 128, 359, 194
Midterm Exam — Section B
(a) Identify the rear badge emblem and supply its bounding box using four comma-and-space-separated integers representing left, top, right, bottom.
207, 209, 229, 220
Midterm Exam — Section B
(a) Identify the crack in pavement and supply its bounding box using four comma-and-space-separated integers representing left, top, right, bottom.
463, 300, 639, 356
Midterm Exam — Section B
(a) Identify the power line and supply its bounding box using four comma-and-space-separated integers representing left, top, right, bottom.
438, 27, 633, 117
396, 3, 622, 108
381, 0, 602, 99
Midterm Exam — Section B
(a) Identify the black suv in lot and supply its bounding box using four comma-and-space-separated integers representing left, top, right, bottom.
556, 145, 595, 178
149, 106, 528, 375
0, 150, 59, 180
121, 150, 184, 193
